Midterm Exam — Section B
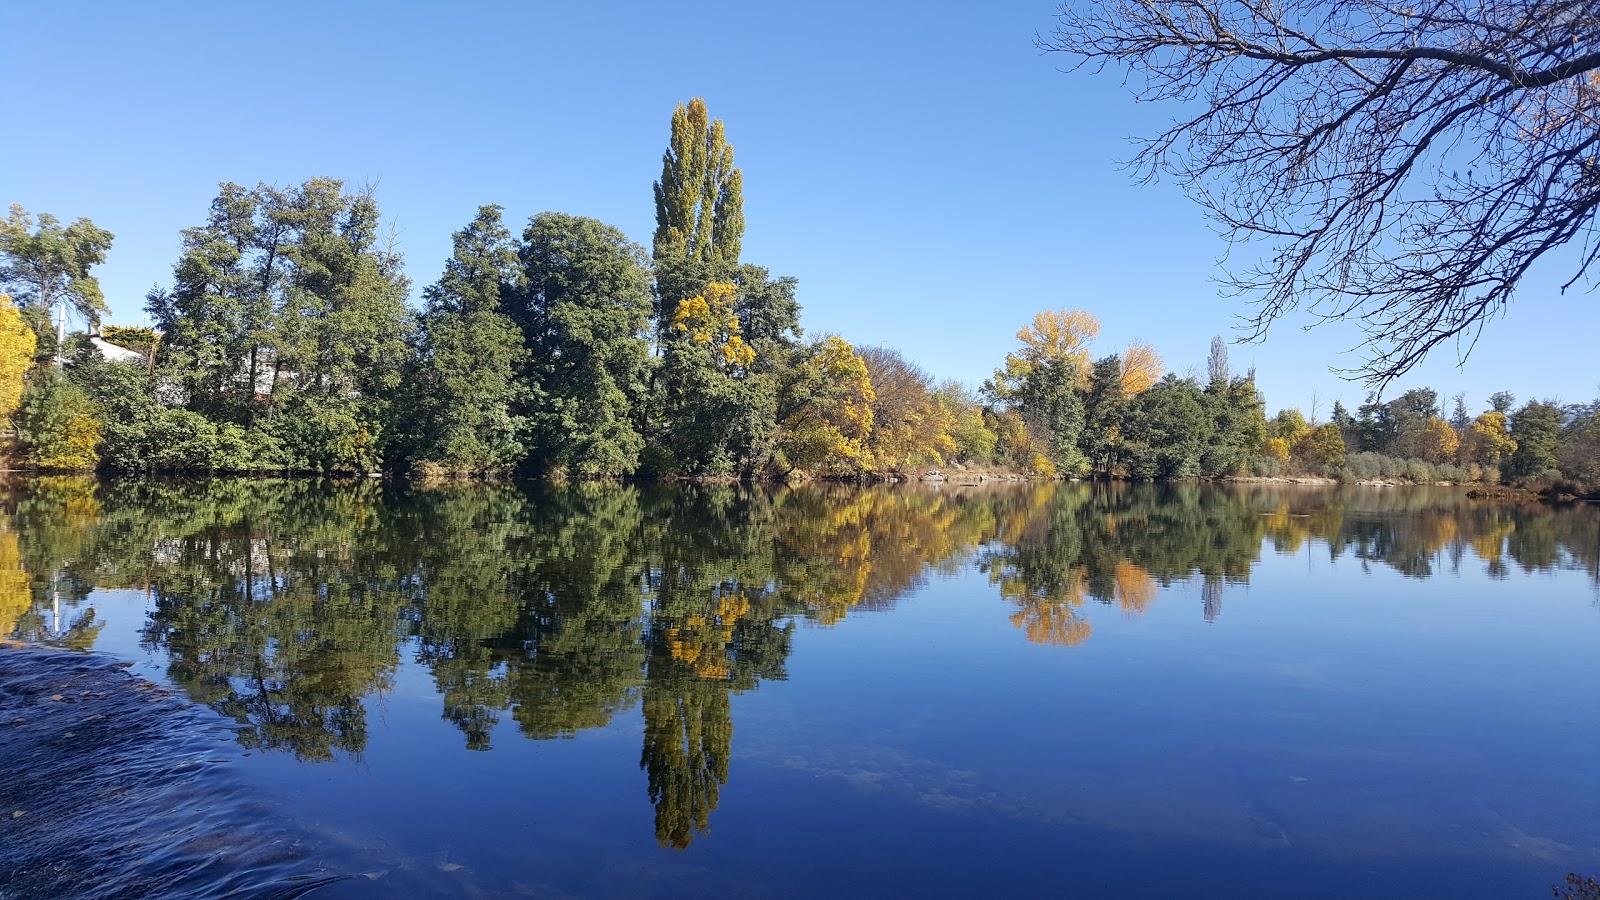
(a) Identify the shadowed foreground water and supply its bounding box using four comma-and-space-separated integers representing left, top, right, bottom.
1, 478, 1597, 897
0, 647, 346, 898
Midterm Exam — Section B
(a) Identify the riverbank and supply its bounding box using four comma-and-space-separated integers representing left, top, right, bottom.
0, 643, 344, 898
11, 466, 1594, 508
1227, 474, 1600, 504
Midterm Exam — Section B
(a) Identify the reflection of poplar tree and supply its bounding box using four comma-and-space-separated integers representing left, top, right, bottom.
634, 486, 796, 848
1202, 577, 1224, 623
640, 673, 732, 849
634, 593, 793, 847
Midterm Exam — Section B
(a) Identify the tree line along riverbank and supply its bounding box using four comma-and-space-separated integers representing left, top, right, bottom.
1, 99, 1595, 492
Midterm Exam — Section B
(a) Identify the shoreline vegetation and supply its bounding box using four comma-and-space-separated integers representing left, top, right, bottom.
0, 99, 1596, 497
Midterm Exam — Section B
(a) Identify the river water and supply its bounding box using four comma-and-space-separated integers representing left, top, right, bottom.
1, 478, 1596, 897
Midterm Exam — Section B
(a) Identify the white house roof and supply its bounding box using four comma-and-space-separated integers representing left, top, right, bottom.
89, 335, 146, 364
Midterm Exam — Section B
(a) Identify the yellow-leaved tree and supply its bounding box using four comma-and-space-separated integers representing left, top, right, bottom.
986, 308, 1101, 422
1415, 416, 1461, 464
1269, 409, 1310, 445
1012, 309, 1098, 380
1119, 341, 1163, 395
777, 336, 875, 474
670, 281, 754, 372
1294, 422, 1347, 469
1461, 411, 1517, 468
0, 294, 37, 432
0, 525, 30, 637
858, 345, 957, 472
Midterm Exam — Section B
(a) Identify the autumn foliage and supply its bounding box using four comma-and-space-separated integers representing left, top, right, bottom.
0, 294, 36, 426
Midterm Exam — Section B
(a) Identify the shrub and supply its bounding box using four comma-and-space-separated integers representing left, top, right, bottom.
1249, 455, 1282, 477
1344, 452, 1382, 480
1402, 459, 1434, 482
17, 369, 101, 470
140, 410, 265, 473
72, 357, 277, 474
268, 397, 382, 473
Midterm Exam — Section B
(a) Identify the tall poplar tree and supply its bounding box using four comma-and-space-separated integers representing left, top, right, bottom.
652, 98, 744, 264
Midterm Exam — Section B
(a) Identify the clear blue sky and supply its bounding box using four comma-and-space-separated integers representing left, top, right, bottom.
4, 0, 1595, 416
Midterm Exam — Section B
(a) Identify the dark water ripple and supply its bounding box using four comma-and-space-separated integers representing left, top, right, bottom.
0, 647, 347, 899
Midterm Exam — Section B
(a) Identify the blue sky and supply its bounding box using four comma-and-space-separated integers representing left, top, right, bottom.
4, 0, 1595, 415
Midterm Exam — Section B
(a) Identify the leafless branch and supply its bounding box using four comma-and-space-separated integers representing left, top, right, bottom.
1044, 0, 1600, 384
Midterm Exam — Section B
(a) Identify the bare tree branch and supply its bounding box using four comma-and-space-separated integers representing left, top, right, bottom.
1044, 0, 1600, 384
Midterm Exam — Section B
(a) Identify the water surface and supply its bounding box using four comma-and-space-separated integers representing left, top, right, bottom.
3, 479, 1597, 897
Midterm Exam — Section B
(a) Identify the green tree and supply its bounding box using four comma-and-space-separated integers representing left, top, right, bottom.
1016, 358, 1088, 475
1389, 388, 1441, 457
509, 212, 655, 478
72, 354, 253, 473
1558, 400, 1600, 487
1203, 372, 1266, 476
1505, 401, 1564, 482
986, 310, 1100, 475
145, 183, 274, 424
1081, 354, 1129, 474
654, 281, 778, 476
146, 179, 411, 472
1330, 399, 1354, 437
652, 98, 744, 264
933, 381, 996, 464
407, 205, 527, 474
647, 252, 800, 478
271, 179, 414, 472
1122, 376, 1212, 478
0, 205, 114, 360
652, 257, 800, 351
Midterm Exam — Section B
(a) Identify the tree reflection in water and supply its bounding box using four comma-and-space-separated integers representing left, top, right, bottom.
1, 477, 1595, 846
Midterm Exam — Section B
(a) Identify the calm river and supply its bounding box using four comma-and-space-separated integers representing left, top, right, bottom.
1, 479, 1597, 898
